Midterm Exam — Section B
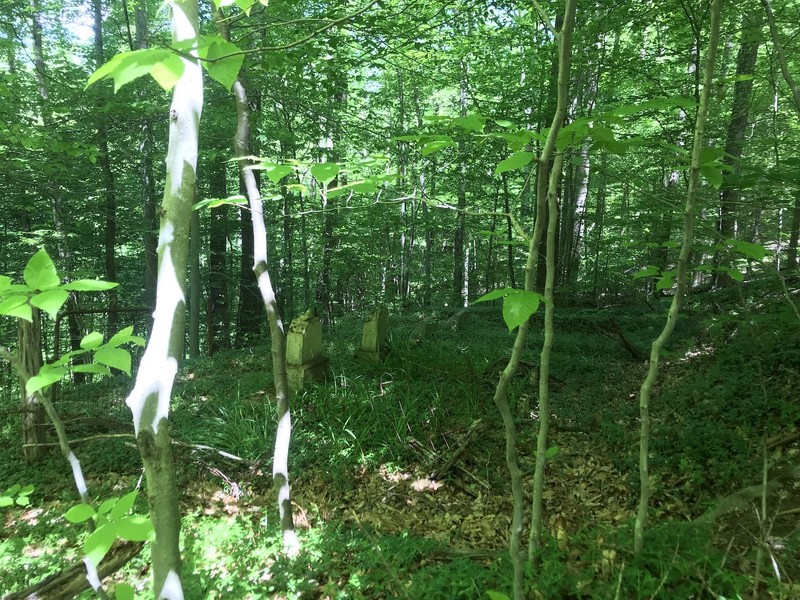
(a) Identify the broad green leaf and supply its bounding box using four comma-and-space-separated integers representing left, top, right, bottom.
72, 364, 112, 375
729, 239, 768, 260
149, 54, 184, 92
110, 491, 138, 520
655, 275, 674, 291
98, 498, 118, 515
15, 496, 29, 507
0, 295, 32, 321
472, 288, 515, 303
115, 515, 154, 542
30, 289, 69, 319
263, 164, 293, 184
495, 151, 535, 176
107, 326, 135, 348
453, 114, 486, 132
84, 524, 116, 568
0, 276, 10, 290
632, 266, 660, 280
421, 139, 456, 156
590, 125, 615, 142
502, 290, 542, 332
700, 165, 723, 188
19, 485, 34, 495
26, 368, 68, 395
486, 591, 511, 600
61, 280, 118, 291
0, 497, 12, 507
115, 583, 135, 600
494, 119, 514, 128
545, 445, 559, 459
723, 267, 745, 282
310, 163, 339, 186
94, 347, 132, 375
202, 36, 244, 91
700, 147, 725, 163
5, 485, 21, 496
24, 249, 60, 291
64, 503, 96, 524
81, 331, 105, 350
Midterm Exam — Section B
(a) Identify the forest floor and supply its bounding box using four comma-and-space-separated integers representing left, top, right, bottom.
1, 279, 799, 599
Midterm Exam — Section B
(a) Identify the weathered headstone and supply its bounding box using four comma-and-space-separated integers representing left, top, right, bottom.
286, 310, 329, 392
445, 308, 469, 330
357, 307, 389, 363
410, 316, 437, 346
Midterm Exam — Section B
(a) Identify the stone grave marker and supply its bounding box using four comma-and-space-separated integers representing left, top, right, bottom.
445, 308, 469, 330
410, 316, 437, 346
286, 310, 330, 392
358, 306, 388, 363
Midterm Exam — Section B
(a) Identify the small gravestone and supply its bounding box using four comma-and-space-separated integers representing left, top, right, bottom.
286, 310, 329, 392
357, 307, 389, 363
446, 309, 469, 330
410, 316, 437, 346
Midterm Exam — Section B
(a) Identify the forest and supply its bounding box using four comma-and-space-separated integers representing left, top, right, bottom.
1, 0, 799, 597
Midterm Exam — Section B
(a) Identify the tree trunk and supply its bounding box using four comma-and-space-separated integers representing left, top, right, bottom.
189, 208, 201, 359
716, 11, 762, 287
452, 61, 468, 308
236, 201, 263, 344
19, 310, 47, 463
124, 2, 203, 595
635, 0, 723, 555
92, 0, 118, 333
207, 159, 229, 355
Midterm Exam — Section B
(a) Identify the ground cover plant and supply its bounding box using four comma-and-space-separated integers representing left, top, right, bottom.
2, 281, 798, 598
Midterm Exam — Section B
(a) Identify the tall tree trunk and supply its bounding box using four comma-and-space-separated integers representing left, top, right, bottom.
133, 0, 158, 313
124, 1, 203, 595
189, 209, 201, 359
236, 200, 263, 344
214, 8, 298, 554
207, 159, 229, 355
635, 0, 723, 555
92, 0, 118, 333
19, 310, 47, 463
716, 11, 762, 287
452, 61, 468, 308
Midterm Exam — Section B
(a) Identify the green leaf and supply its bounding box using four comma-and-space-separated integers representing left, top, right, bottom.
84, 524, 117, 568
263, 164, 293, 184
493, 119, 514, 128
15, 496, 30, 507
110, 491, 138, 520
87, 49, 180, 93
194, 195, 247, 210
0, 275, 11, 291
700, 165, 723, 188
24, 249, 60, 291
64, 503, 96, 524
115, 515, 154, 542
453, 114, 486, 132
310, 163, 339, 186
61, 280, 118, 291
0, 496, 12, 507
115, 583, 135, 600
201, 36, 244, 91
30, 289, 69, 319
729, 239, 768, 260
472, 288, 515, 303
486, 591, 511, 600
545, 445, 559, 459
107, 326, 136, 348
421, 139, 456, 156
5, 485, 21, 496
19, 485, 34, 496
81, 331, 105, 350
723, 267, 745, 282
98, 498, 118, 515
0, 295, 32, 321
93, 347, 132, 375
72, 364, 112, 375
495, 151, 535, 176
632, 266, 660, 280
26, 368, 68, 395
502, 290, 542, 332
655, 275, 675, 291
